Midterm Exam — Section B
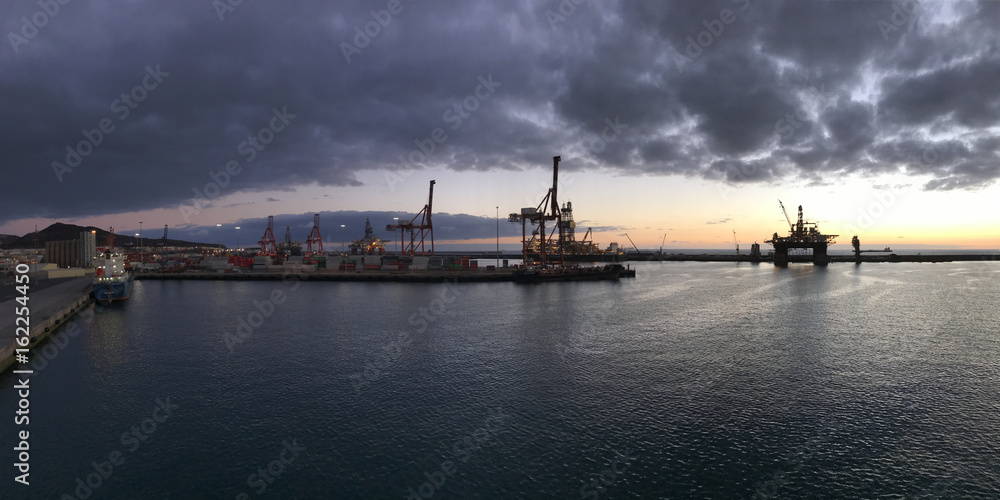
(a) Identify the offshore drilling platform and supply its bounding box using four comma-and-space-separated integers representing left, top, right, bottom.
765, 201, 837, 266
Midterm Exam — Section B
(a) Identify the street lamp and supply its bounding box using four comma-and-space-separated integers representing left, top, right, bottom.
235, 226, 241, 254
496, 206, 500, 268
216, 224, 222, 255
340, 224, 346, 254
138, 221, 143, 256
393, 217, 399, 254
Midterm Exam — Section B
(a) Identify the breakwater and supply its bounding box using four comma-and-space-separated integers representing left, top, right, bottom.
627, 253, 999, 263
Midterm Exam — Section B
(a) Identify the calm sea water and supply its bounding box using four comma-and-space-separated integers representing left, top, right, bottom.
2, 261, 1000, 499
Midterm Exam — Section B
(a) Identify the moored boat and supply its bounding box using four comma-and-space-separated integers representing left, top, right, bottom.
93, 227, 134, 304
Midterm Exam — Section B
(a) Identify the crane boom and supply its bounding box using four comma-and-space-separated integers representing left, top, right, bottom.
624, 233, 641, 257
733, 230, 740, 256
778, 200, 793, 231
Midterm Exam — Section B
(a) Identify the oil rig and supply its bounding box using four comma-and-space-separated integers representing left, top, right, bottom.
351, 219, 387, 255
508, 156, 620, 264
765, 201, 837, 266
508, 156, 567, 266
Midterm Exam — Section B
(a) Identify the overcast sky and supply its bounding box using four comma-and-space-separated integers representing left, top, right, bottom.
2, 0, 998, 248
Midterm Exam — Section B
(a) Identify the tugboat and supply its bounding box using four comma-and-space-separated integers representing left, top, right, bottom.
93, 227, 134, 305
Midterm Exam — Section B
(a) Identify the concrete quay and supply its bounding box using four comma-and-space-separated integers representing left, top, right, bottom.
0, 276, 93, 373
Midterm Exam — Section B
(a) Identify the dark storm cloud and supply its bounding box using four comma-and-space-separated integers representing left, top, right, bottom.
878, 58, 1000, 128
3, 0, 999, 224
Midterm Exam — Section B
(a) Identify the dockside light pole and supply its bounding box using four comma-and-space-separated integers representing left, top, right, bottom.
495, 206, 499, 268
393, 217, 399, 254
139, 221, 143, 263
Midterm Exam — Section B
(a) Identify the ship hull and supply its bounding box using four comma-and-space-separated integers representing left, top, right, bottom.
93, 276, 134, 304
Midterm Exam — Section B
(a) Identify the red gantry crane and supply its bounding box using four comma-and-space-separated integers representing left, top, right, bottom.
257, 216, 278, 256
101, 227, 116, 253
386, 180, 436, 256
305, 213, 323, 256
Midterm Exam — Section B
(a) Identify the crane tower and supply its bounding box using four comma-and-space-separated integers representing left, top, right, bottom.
385, 180, 436, 255
257, 216, 278, 256
305, 214, 323, 256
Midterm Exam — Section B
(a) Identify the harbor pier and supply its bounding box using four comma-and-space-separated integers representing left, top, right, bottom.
0, 276, 93, 372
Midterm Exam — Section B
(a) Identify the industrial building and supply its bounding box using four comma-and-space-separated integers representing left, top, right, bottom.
43, 231, 97, 268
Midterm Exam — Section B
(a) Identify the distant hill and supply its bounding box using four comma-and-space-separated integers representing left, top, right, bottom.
5, 223, 222, 249
0, 234, 18, 247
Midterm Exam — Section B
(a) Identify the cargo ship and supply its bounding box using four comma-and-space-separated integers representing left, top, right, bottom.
93, 228, 134, 304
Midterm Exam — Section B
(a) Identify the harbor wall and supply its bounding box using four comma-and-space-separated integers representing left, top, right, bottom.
0, 276, 93, 373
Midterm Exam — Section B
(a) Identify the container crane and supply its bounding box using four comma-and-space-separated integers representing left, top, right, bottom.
305, 213, 323, 256
733, 230, 740, 257
386, 180, 435, 255
102, 227, 115, 253
257, 216, 278, 256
